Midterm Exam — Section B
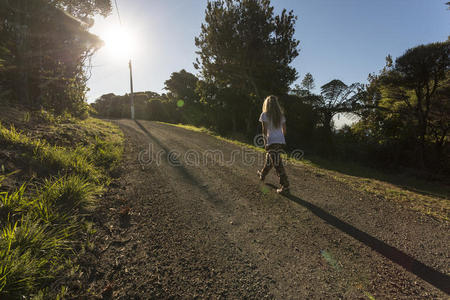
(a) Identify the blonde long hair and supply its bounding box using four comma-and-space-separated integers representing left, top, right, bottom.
262, 95, 283, 128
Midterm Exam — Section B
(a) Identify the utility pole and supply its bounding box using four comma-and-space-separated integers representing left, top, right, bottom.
129, 59, 135, 120
114, 0, 134, 120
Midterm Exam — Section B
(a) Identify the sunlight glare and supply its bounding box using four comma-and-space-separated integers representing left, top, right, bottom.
100, 24, 137, 61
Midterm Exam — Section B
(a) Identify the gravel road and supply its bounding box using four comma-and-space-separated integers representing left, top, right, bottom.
75, 119, 449, 299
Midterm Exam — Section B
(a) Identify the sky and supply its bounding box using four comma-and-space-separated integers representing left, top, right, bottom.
87, 0, 449, 127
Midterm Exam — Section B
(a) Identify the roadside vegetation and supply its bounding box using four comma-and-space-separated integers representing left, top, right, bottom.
0, 107, 123, 298
1, 0, 124, 297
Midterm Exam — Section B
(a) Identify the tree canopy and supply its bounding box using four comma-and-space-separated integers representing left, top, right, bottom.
164, 69, 199, 104
377, 41, 450, 166
353, 41, 450, 170
194, 0, 299, 134
0, 0, 111, 115
195, 0, 299, 97
301, 73, 315, 93
49, 0, 112, 24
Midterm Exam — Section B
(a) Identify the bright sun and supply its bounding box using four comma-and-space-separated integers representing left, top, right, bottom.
100, 25, 137, 60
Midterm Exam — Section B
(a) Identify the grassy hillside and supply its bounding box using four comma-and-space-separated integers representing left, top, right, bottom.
0, 106, 123, 298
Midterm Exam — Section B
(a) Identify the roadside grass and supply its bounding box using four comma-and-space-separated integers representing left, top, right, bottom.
0, 116, 123, 298
302, 154, 450, 199
0, 118, 124, 182
302, 160, 450, 222
159, 121, 449, 222
0, 124, 101, 182
158, 122, 267, 153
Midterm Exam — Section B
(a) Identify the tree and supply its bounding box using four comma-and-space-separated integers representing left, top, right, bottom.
379, 41, 450, 167
301, 72, 315, 93
194, 0, 299, 134
164, 69, 199, 104
164, 70, 206, 125
291, 73, 315, 97
0, 0, 111, 114
428, 74, 450, 162
318, 79, 364, 137
355, 42, 450, 171
278, 93, 320, 149
49, 0, 112, 24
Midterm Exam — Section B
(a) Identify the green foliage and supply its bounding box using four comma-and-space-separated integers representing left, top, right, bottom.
91, 93, 132, 119
278, 94, 320, 150
0, 191, 74, 298
164, 70, 212, 126
0, 123, 100, 181
318, 80, 364, 129
0, 0, 110, 115
40, 175, 100, 213
51, 0, 112, 20
194, 0, 300, 135
88, 135, 124, 171
356, 41, 450, 171
22, 112, 30, 123
301, 73, 315, 93
394, 42, 449, 90
0, 117, 123, 297
164, 70, 199, 104
91, 91, 186, 124
0, 118, 124, 182
0, 182, 27, 226
34, 109, 57, 124
196, 0, 299, 95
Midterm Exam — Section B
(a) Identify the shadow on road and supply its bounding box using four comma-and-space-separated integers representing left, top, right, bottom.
131, 120, 225, 208
127, 120, 450, 295
265, 183, 450, 294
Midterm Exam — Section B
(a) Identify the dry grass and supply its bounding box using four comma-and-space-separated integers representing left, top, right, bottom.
163, 122, 449, 222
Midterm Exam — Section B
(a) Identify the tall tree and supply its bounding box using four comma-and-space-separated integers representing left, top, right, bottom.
301, 72, 315, 93
195, 0, 299, 134
0, 0, 110, 113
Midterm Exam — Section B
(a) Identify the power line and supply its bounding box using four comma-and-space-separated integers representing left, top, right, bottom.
113, 0, 135, 120
114, 0, 123, 26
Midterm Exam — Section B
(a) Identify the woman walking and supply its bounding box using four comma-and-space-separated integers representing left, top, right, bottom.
257, 95, 290, 194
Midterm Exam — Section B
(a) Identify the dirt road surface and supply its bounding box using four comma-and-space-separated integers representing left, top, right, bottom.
75, 120, 449, 299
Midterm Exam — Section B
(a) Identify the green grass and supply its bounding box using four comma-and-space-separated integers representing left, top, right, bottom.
0, 185, 74, 298
300, 154, 450, 199
40, 175, 101, 214
0, 116, 124, 298
158, 122, 267, 153
296, 156, 449, 221
161, 122, 449, 222
0, 119, 124, 183
0, 124, 100, 181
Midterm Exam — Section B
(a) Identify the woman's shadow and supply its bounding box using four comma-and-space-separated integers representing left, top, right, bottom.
265, 183, 450, 295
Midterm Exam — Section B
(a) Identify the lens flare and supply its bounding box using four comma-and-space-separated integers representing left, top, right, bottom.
100, 24, 137, 60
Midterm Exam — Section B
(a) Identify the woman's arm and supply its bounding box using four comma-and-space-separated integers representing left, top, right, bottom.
282, 122, 287, 136
262, 122, 268, 146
